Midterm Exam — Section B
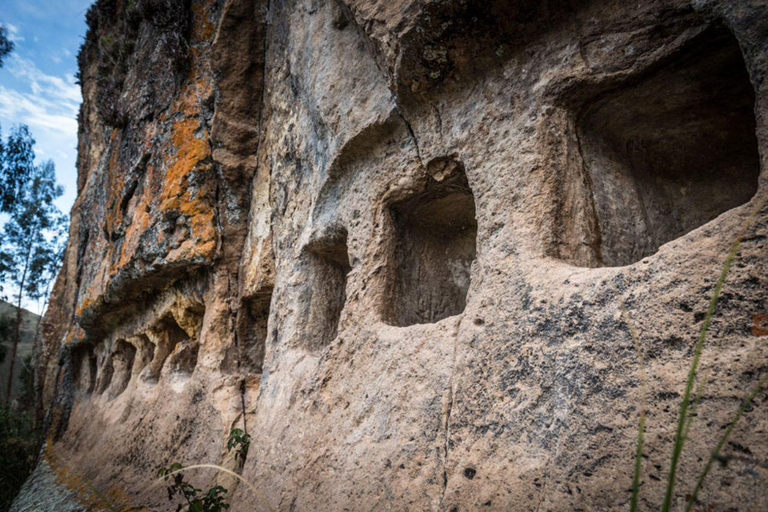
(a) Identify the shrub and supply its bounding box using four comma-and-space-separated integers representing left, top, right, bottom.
0, 409, 40, 509
157, 463, 230, 512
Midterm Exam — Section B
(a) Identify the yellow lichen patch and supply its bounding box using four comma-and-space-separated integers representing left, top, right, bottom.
191, 0, 216, 43
76, 293, 95, 318
104, 130, 126, 239
157, 117, 217, 261
62, 326, 86, 346
45, 441, 133, 511
108, 159, 156, 273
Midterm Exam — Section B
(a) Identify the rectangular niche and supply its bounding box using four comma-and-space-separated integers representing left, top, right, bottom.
130, 334, 155, 376
161, 315, 199, 377
236, 291, 272, 373
144, 314, 199, 383
95, 344, 114, 395
107, 340, 137, 399
576, 24, 760, 267
305, 231, 351, 350
386, 158, 477, 326
73, 345, 97, 396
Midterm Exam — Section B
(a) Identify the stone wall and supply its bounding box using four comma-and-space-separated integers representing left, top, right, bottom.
16, 0, 768, 510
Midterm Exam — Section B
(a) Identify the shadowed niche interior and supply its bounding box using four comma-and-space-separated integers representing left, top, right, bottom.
237, 291, 272, 373
163, 316, 199, 376
95, 344, 114, 396
107, 340, 136, 399
306, 230, 351, 350
131, 334, 155, 376
577, 24, 760, 267
386, 156, 477, 327
144, 313, 199, 383
73, 345, 97, 396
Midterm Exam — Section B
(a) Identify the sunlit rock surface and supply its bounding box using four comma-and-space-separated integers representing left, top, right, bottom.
16, 0, 768, 510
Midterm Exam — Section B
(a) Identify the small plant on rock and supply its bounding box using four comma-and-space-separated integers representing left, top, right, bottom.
227, 428, 250, 462
157, 463, 230, 512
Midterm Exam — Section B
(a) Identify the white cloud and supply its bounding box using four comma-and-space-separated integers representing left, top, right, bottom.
0, 85, 78, 135
4, 23, 25, 43
7, 54, 81, 105
0, 54, 81, 217
0, 54, 81, 138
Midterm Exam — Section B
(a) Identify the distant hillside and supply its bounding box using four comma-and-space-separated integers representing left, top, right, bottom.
0, 300, 40, 404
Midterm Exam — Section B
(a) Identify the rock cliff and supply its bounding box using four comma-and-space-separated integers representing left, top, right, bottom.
14, 0, 768, 510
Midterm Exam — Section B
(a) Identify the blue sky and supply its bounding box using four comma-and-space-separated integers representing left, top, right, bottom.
1, 0, 93, 214
1, 0, 92, 312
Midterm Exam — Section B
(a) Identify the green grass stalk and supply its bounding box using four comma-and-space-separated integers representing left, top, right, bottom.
682, 368, 710, 446
660, 237, 742, 512
621, 304, 648, 512
632, 413, 646, 512
684, 371, 768, 512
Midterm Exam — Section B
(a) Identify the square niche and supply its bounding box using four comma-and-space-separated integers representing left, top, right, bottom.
305, 231, 351, 349
577, 25, 760, 266
386, 158, 477, 326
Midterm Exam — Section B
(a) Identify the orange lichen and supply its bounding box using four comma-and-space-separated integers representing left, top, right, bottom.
76, 293, 94, 318
160, 118, 209, 210
191, 0, 216, 43
104, 129, 126, 239
158, 116, 217, 262
44, 441, 133, 511
99, 45, 218, 284
62, 326, 86, 346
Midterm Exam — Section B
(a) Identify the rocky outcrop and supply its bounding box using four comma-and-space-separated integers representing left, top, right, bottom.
17, 0, 768, 510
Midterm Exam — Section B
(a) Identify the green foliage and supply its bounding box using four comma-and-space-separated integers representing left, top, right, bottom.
0, 408, 40, 509
158, 463, 230, 512
0, 314, 10, 363
98, 33, 116, 52
0, 125, 36, 215
227, 428, 250, 462
16, 355, 35, 411
0, 126, 68, 405
0, 25, 13, 68
0, 158, 68, 303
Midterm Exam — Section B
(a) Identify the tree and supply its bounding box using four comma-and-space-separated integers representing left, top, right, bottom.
0, 316, 13, 363
0, 315, 9, 363
0, 25, 13, 68
0, 157, 68, 407
0, 125, 36, 215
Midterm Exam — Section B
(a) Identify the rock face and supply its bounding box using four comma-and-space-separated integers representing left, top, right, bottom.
16, 0, 768, 510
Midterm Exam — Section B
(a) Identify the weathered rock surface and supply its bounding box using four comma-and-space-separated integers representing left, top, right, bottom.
15, 0, 768, 510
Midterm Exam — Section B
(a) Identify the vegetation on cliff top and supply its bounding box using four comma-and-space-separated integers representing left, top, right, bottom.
80, 0, 193, 127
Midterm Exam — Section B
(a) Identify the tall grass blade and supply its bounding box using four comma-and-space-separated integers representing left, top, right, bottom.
632, 413, 646, 512
660, 237, 742, 512
682, 369, 710, 445
684, 372, 768, 512
621, 304, 648, 512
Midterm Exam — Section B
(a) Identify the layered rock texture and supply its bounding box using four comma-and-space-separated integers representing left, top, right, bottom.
14, 0, 768, 510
